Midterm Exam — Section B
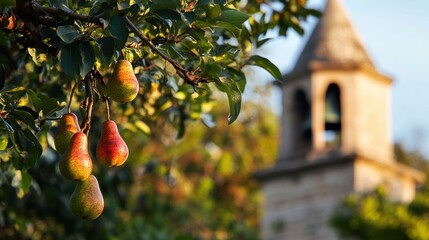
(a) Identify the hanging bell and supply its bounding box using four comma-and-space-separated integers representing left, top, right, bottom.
325, 85, 341, 131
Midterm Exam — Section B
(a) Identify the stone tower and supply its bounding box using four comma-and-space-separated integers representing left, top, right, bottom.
255, 0, 425, 239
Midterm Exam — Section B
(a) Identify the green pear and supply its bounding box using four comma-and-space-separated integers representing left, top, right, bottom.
59, 132, 93, 181
107, 60, 139, 103
54, 113, 81, 153
96, 120, 129, 167
69, 175, 104, 220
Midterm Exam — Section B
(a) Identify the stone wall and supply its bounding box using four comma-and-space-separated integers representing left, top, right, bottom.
260, 161, 354, 240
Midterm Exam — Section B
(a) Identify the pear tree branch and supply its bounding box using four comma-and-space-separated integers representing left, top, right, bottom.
22, 1, 206, 86
124, 16, 205, 86
31, 1, 103, 24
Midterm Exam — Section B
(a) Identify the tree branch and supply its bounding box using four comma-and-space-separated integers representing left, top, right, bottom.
24, 3, 205, 86
31, 2, 103, 24
123, 16, 202, 86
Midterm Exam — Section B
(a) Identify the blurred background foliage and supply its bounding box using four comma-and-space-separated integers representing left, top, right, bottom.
331, 144, 429, 240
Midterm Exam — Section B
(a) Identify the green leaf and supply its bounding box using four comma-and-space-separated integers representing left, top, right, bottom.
56, 25, 81, 43
22, 128, 42, 169
38, 95, 66, 118
108, 16, 129, 50
60, 43, 81, 78
155, 9, 181, 20
214, 9, 249, 28
214, 76, 241, 124
97, 37, 115, 64
20, 170, 32, 195
201, 56, 221, 78
11, 110, 36, 130
0, 115, 14, 133
212, 21, 241, 37
256, 38, 273, 48
225, 67, 246, 92
207, 4, 221, 19
26, 90, 42, 114
152, 0, 178, 10
0, 132, 8, 150
79, 41, 95, 77
196, 0, 212, 7
15, 129, 34, 152
246, 55, 282, 80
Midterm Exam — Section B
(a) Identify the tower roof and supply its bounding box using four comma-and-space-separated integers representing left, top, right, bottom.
288, 0, 376, 77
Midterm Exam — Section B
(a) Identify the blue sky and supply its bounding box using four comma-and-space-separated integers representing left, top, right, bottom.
249, 0, 429, 155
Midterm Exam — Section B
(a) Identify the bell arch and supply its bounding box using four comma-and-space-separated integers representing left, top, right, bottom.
324, 83, 342, 148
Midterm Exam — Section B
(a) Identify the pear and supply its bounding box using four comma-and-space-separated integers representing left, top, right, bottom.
96, 120, 129, 167
59, 132, 93, 181
107, 60, 139, 103
69, 175, 104, 220
54, 113, 81, 153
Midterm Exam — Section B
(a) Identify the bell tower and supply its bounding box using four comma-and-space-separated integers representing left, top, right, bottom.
256, 0, 425, 239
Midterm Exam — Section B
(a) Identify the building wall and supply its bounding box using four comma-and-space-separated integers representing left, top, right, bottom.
354, 157, 417, 202
260, 162, 354, 240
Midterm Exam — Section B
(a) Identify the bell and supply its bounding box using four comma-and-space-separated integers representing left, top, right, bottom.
325, 85, 341, 131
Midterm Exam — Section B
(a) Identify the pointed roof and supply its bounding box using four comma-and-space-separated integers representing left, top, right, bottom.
287, 0, 377, 77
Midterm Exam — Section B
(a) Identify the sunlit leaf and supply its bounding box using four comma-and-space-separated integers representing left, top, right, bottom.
214, 76, 241, 124
246, 55, 282, 81
214, 9, 249, 28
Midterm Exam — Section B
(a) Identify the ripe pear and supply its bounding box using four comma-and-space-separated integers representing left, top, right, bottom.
59, 132, 93, 181
54, 113, 81, 153
69, 175, 104, 220
107, 60, 139, 103
96, 120, 129, 167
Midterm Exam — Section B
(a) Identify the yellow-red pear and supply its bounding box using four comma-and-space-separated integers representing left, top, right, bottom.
54, 113, 81, 153
69, 175, 104, 220
59, 132, 93, 181
96, 120, 128, 167
107, 60, 139, 103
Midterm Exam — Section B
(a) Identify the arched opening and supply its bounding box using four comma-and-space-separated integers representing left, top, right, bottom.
324, 83, 341, 148
292, 89, 312, 154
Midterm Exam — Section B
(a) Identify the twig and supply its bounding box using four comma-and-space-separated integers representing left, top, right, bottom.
67, 81, 78, 113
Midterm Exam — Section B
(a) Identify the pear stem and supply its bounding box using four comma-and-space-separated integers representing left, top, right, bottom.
81, 73, 94, 136
104, 98, 110, 121
67, 81, 78, 113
